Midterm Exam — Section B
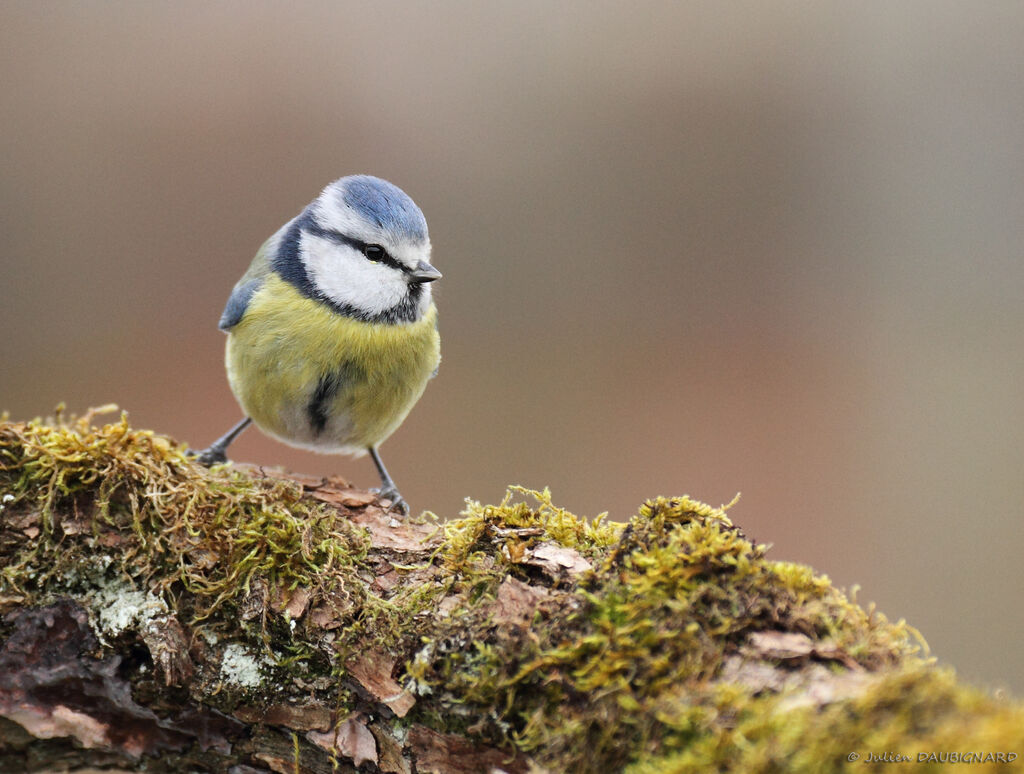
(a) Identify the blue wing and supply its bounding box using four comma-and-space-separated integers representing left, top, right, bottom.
218, 278, 262, 331
218, 234, 279, 331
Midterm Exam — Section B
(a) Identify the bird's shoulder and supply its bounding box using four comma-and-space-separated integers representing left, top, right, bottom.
218, 230, 283, 331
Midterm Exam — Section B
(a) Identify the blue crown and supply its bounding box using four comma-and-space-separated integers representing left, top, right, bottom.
338, 175, 428, 242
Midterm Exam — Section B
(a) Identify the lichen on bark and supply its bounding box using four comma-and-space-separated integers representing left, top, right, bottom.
1, 408, 1022, 773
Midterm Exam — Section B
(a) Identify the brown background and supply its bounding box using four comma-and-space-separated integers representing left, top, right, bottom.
2, 3, 1022, 691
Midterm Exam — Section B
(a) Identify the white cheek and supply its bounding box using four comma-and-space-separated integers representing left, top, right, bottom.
302, 236, 407, 315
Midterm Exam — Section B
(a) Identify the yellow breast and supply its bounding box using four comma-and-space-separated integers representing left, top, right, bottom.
224, 273, 440, 454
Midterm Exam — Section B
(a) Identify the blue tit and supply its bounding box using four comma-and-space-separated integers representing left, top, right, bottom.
196, 175, 441, 515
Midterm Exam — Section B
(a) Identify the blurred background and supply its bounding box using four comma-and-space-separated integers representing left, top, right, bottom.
2, 3, 1022, 691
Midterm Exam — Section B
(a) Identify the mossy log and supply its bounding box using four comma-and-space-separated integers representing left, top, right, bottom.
1, 409, 1022, 773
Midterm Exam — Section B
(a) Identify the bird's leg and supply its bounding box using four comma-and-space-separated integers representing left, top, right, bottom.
368, 446, 409, 515
191, 417, 252, 466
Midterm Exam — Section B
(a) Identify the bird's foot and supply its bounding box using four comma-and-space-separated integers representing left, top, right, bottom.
188, 418, 251, 467
372, 485, 410, 517
187, 446, 228, 467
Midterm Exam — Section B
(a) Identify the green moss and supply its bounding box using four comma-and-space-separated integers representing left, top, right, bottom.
0, 406, 452, 719
2, 410, 1023, 772
0, 408, 367, 624
627, 665, 1024, 773
440, 486, 621, 570
411, 496, 965, 772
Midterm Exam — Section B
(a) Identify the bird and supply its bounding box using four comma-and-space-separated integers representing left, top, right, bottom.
195, 175, 441, 515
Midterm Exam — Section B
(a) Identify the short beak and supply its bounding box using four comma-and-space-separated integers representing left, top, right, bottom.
409, 260, 442, 283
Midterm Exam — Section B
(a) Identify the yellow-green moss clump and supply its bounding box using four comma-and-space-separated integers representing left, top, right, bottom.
0, 408, 442, 721
0, 407, 371, 625
2, 410, 1023, 773
408, 496, 974, 773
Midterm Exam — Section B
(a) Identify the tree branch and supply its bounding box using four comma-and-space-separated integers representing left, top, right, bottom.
1, 410, 1021, 773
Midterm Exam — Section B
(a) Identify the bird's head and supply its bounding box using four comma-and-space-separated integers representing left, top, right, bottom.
290, 175, 440, 323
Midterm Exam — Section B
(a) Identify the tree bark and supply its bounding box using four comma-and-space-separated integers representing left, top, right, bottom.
1, 415, 1022, 773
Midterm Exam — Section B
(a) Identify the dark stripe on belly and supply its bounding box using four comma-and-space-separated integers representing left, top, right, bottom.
308, 371, 342, 436
306, 362, 363, 437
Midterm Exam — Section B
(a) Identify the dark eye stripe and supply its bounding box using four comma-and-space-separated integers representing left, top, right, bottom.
303, 221, 407, 273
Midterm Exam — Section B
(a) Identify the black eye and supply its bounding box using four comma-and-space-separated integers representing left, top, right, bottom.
363, 244, 385, 261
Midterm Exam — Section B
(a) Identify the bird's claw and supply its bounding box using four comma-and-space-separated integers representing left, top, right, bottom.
188, 447, 228, 467
372, 486, 410, 517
